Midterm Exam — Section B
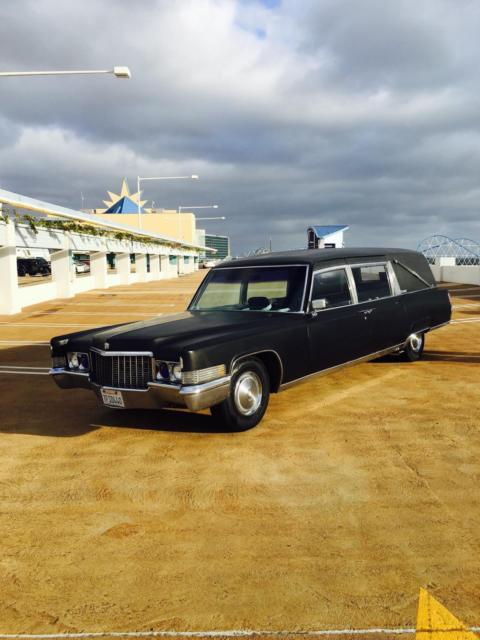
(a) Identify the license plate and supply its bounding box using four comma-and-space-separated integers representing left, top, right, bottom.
101, 388, 125, 408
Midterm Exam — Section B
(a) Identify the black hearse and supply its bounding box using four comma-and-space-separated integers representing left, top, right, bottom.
50, 248, 451, 430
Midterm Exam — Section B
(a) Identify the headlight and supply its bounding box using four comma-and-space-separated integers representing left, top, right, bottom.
68, 352, 79, 369
155, 360, 182, 383
67, 352, 90, 372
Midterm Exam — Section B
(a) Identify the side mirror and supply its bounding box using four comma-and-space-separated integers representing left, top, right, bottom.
311, 298, 327, 311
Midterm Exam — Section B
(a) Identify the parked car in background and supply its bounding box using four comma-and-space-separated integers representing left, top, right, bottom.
17, 257, 51, 277
202, 259, 218, 268
50, 248, 451, 430
73, 258, 91, 274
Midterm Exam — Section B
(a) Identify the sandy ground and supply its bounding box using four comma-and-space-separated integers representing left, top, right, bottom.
0, 272, 479, 635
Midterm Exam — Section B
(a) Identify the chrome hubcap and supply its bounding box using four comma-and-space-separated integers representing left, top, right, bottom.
409, 333, 423, 352
234, 371, 263, 416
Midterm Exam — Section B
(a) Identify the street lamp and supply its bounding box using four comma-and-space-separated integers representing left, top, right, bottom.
177, 205, 220, 240
196, 216, 226, 221
136, 175, 199, 229
0, 66, 131, 78
178, 205, 218, 213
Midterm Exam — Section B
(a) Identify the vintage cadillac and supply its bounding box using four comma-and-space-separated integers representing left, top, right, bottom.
50, 248, 451, 429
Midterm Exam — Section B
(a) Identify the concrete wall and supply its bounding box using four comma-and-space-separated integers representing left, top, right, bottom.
73, 275, 95, 294
18, 281, 58, 309
431, 258, 480, 285
438, 266, 480, 285
430, 265, 442, 282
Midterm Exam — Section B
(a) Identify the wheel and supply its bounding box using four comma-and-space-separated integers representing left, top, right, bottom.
17, 265, 26, 277
210, 358, 270, 431
402, 332, 424, 361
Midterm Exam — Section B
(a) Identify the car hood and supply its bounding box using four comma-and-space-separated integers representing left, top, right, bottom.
63, 311, 301, 357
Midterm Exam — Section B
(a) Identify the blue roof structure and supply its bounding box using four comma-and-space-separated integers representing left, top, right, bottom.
309, 225, 349, 238
105, 196, 142, 214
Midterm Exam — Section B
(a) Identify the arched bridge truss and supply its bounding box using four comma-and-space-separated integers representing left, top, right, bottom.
417, 235, 480, 266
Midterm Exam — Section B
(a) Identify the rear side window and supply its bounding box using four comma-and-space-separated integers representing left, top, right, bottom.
312, 268, 352, 309
392, 262, 428, 292
352, 265, 391, 302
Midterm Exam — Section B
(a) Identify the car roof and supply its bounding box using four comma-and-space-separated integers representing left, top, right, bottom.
218, 247, 420, 269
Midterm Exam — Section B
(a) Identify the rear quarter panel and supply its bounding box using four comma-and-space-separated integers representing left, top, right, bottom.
401, 287, 451, 334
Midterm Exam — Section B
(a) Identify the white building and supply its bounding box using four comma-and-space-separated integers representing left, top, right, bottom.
307, 225, 349, 249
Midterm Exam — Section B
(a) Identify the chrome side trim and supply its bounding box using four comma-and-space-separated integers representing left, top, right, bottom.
348, 260, 389, 268
230, 349, 284, 389
279, 342, 404, 391
90, 348, 153, 357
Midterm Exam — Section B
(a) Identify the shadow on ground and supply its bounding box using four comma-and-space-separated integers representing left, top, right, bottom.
92, 407, 232, 434
422, 351, 480, 363
0, 344, 237, 437
3, 344, 478, 439
364, 350, 480, 364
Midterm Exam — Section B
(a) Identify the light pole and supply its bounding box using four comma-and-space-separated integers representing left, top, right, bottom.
136, 175, 199, 229
0, 66, 131, 78
178, 205, 219, 213
177, 205, 220, 240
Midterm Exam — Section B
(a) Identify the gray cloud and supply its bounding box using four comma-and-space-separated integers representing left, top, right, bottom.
1, 0, 480, 254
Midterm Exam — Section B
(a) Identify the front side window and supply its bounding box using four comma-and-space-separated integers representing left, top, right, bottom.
352, 264, 391, 302
189, 266, 307, 312
311, 268, 352, 309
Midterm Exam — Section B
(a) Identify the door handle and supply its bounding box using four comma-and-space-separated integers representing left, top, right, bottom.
359, 308, 374, 315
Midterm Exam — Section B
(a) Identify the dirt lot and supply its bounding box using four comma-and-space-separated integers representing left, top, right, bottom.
0, 272, 479, 635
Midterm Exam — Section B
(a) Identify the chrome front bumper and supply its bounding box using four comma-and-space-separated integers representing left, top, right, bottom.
50, 369, 231, 411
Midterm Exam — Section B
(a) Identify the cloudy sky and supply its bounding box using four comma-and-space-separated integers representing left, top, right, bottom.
1, 0, 480, 254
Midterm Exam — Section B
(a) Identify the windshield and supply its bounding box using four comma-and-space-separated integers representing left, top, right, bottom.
189, 265, 308, 313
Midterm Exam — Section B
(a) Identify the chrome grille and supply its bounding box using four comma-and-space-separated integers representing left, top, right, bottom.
90, 351, 153, 389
